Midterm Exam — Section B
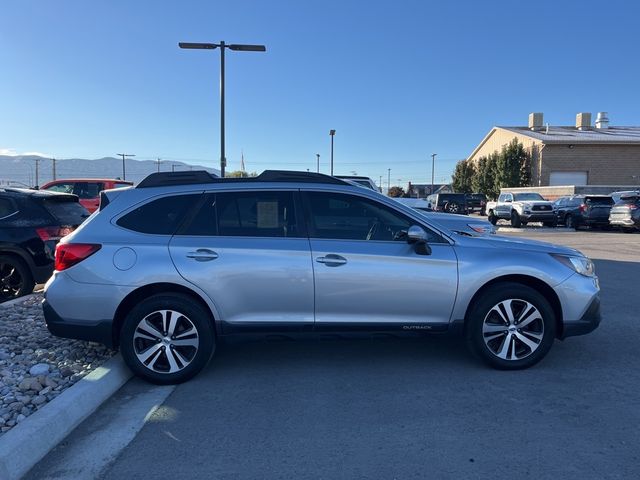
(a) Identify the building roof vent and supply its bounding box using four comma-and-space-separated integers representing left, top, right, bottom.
528, 112, 544, 131
595, 112, 609, 129
576, 112, 591, 130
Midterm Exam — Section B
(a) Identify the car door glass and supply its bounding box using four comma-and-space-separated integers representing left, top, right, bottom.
45, 183, 74, 194
183, 191, 298, 238
306, 191, 440, 242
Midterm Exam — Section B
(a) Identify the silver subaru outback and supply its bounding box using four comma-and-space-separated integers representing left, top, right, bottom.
43, 171, 601, 384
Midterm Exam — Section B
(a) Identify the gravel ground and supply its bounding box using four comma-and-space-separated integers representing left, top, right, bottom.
0, 293, 115, 436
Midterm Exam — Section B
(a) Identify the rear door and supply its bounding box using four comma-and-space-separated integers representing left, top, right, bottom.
169, 190, 314, 331
302, 190, 458, 329
585, 196, 614, 223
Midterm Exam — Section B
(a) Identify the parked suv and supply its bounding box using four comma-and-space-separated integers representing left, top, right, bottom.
426, 193, 468, 214
486, 192, 556, 228
554, 195, 614, 229
44, 171, 601, 383
609, 193, 640, 232
465, 193, 487, 215
41, 179, 133, 213
0, 188, 88, 302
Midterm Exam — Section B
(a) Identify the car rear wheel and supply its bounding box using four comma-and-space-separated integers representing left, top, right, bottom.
564, 215, 575, 228
0, 255, 35, 303
120, 293, 215, 384
466, 284, 556, 370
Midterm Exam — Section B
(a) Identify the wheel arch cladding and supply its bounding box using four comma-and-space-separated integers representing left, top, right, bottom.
464, 275, 564, 338
112, 283, 217, 348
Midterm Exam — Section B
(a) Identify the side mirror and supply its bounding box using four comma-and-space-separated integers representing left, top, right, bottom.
407, 225, 431, 255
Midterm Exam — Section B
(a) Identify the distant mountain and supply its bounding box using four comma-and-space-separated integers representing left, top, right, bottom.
0, 155, 220, 187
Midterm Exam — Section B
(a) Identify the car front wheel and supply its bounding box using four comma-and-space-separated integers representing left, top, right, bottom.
466, 284, 556, 370
487, 211, 497, 225
120, 293, 215, 384
510, 211, 522, 228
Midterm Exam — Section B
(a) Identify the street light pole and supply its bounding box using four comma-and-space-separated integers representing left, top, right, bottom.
116, 153, 135, 181
387, 168, 391, 195
316, 153, 320, 173
431, 153, 437, 195
329, 130, 336, 176
179, 41, 266, 178
379, 175, 382, 193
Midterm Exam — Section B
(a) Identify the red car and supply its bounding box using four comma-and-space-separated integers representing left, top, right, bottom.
40, 179, 133, 213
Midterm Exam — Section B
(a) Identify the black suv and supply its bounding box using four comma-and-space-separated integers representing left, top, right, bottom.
0, 188, 88, 302
426, 193, 468, 215
554, 195, 614, 229
465, 193, 487, 215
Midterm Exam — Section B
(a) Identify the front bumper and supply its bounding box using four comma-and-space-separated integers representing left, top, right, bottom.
560, 296, 601, 339
520, 212, 556, 222
43, 300, 115, 348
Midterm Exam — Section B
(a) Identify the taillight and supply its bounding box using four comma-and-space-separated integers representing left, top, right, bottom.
579, 204, 587, 213
36, 226, 75, 242
55, 243, 101, 271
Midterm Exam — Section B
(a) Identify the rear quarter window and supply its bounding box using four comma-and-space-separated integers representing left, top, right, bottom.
0, 198, 18, 219
116, 194, 200, 234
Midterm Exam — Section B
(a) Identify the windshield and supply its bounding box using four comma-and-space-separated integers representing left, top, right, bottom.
513, 193, 544, 201
585, 196, 614, 205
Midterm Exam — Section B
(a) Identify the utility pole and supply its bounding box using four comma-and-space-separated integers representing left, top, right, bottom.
34, 158, 40, 187
116, 153, 135, 180
52, 158, 56, 180
431, 153, 437, 195
387, 168, 391, 196
316, 153, 320, 173
157, 158, 161, 172
172, 164, 177, 172
379, 175, 382, 193
329, 130, 336, 176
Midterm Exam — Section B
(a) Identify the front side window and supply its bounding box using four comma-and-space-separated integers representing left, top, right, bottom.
305, 192, 438, 242
117, 194, 198, 234
73, 182, 104, 199
44, 183, 74, 194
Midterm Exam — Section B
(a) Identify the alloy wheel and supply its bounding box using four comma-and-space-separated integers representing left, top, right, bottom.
482, 299, 544, 361
133, 309, 200, 374
0, 262, 24, 301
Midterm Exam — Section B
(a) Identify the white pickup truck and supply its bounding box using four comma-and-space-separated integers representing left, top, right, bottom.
486, 192, 556, 228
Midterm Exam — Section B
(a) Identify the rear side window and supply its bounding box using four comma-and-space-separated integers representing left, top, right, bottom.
117, 194, 198, 234
73, 182, 104, 199
42, 198, 88, 226
44, 183, 74, 194
0, 198, 18, 219
585, 197, 614, 205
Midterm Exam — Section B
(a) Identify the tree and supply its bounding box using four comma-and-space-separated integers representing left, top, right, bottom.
496, 138, 531, 189
387, 186, 406, 198
226, 170, 258, 178
487, 151, 501, 200
451, 159, 475, 193
472, 155, 493, 197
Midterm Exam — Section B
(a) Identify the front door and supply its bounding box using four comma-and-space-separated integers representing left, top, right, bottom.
302, 191, 458, 330
169, 190, 314, 331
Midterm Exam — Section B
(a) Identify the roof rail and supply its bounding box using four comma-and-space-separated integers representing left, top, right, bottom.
136, 170, 350, 188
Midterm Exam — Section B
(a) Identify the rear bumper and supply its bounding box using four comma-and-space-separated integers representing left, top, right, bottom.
43, 300, 115, 348
560, 296, 601, 339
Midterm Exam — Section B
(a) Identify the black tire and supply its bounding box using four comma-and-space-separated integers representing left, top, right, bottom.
480, 209, 486, 216
564, 215, 574, 229
0, 255, 35, 303
487, 211, 497, 225
510, 211, 522, 228
120, 293, 215, 384
445, 202, 461, 214
466, 283, 556, 370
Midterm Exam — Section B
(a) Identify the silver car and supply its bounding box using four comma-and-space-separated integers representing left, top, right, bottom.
43, 171, 601, 383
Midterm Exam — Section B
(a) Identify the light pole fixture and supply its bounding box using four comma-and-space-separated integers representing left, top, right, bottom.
329, 129, 336, 176
178, 41, 266, 177
431, 153, 437, 195
316, 153, 320, 173
117, 153, 135, 181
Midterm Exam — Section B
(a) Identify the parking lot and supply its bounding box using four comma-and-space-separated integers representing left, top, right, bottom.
26, 229, 640, 480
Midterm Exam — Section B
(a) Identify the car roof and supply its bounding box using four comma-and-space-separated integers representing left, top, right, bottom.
0, 187, 77, 199
42, 178, 133, 185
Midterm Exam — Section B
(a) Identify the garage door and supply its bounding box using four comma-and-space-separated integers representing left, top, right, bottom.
549, 171, 588, 186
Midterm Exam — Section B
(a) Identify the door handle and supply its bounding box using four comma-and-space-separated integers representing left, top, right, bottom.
316, 254, 347, 266
186, 249, 219, 262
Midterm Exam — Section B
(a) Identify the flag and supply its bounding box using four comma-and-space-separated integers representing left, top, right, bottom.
240, 150, 245, 171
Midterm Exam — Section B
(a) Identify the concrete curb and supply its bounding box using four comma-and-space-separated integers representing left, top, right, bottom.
0, 293, 40, 308
0, 354, 132, 480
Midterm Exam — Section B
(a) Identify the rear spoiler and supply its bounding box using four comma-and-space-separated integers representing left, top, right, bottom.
99, 186, 131, 211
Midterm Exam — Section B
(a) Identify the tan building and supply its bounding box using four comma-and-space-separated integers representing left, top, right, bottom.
467, 112, 640, 187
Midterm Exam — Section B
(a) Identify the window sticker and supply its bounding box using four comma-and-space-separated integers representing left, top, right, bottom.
257, 201, 279, 228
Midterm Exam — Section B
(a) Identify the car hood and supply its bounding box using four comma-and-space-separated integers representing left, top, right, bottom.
514, 200, 553, 206
454, 233, 583, 256
419, 212, 494, 236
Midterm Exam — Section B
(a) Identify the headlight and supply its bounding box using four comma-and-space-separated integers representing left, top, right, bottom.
551, 254, 595, 277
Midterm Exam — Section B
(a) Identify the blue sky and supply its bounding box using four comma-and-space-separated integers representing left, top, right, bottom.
1, 0, 639, 185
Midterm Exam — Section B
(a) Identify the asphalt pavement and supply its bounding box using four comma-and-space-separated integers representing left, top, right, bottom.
27, 230, 640, 480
